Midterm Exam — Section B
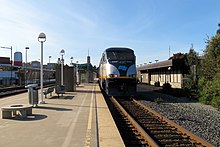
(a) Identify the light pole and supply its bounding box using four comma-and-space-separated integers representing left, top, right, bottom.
60, 49, 65, 86
25, 47, 29, 85
70, 57, 73, 66
48, 56, 51, 82
0, 46, 12, 85
49, 56, 51, 69
76, 61, 79, 86
38, 32, 46, 104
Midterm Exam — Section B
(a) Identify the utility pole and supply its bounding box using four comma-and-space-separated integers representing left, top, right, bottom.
169, 46, 170, 58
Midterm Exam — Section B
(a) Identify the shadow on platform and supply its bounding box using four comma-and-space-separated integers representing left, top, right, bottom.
13, 114, 47, 121
75, 90, 102, 94
49, 96, 75, 100
47, 102, 108, 109
35, 106, 73, 111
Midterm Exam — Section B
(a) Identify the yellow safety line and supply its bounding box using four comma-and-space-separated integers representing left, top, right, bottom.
84, 85, 95, 147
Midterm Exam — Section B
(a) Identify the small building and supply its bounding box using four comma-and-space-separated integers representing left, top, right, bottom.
13, 52, 23, 66
75, 55, 97, 83
47, 63, 57, 70
31, 61, 40, 68
0, 57, 10, 64
137, 53, 189, 88
55, 65, 76, 92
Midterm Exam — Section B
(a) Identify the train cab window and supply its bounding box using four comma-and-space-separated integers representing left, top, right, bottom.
107, 51, 135, 61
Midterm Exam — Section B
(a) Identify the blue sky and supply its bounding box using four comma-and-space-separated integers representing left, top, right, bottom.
0, 0, 219, 66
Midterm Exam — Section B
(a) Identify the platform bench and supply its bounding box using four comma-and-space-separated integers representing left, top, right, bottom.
43, 87, 54, 98
1, 104, 32, 119
55, 85, 66, 97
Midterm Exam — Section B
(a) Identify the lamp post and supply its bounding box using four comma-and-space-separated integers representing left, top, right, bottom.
60, 49, 65, 86
25, 47, 29, 85
1, 46, 12, 85
49, 56, 51, 69
76, 61, 79, 86
70, 57, 73, 66
38, 32, 46, 104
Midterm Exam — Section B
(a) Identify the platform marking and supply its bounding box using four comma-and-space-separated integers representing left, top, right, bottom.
85, 85, 95, 147
61, 93, 88, 147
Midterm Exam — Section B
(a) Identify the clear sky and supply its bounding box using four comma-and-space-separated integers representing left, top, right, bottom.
0, 0, 219, 66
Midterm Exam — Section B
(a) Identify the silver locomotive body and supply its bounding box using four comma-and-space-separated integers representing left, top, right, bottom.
99, 47, 137, 97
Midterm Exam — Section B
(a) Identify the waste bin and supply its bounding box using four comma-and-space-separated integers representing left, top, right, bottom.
25, 84, 39, 106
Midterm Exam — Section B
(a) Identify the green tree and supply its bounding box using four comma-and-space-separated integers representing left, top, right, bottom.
183, 47, 200, 98
201, 34, 220, 80
198, 25, 220, 108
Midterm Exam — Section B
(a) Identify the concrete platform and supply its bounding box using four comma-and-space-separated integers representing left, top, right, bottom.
0, 83, 124, 147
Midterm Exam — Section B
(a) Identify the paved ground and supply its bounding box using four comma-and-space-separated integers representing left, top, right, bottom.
0, 83, 124, 147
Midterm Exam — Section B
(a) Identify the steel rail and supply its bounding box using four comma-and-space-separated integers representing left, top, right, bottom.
132, 99, 214, 147
111, 97, 159, 147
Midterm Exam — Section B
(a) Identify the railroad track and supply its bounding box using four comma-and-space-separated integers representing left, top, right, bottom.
110, 97, 214, 147
0, 83, 55, 98
0, 86, 27, 97
102, 93, 148, 146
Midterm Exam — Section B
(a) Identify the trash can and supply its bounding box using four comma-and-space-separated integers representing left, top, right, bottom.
25, 84, 39, 106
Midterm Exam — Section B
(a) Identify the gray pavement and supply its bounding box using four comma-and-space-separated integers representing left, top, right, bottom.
0, 83, 124, 147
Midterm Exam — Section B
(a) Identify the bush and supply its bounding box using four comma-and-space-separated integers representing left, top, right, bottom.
154, 97, 163, 104
212, 96, 220, 110
162, 82, 172, 94
154, 81, 160, 87
199, 74, 220, 108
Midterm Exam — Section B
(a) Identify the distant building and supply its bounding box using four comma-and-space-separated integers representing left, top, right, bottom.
75, 55, 97, 83
47, 63, 56, 70
0, 53, 56, 86
137, 53, 189, 88
31, 61, 40, 68
0, 57, 10, 65
13, 52, 23, 66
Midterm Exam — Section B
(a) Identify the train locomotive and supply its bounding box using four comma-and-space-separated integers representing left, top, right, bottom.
99, 47, 137, 97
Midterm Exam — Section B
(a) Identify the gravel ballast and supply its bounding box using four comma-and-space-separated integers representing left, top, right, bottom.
137, 84, 220, 146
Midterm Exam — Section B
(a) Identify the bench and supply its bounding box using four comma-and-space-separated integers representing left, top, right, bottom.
43, 87, 54, 98
1, 104, 32, 119
55, 85, 66, 97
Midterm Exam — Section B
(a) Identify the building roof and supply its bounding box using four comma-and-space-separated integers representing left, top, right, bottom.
137, 58, 188, 72
137, 60, 173, 71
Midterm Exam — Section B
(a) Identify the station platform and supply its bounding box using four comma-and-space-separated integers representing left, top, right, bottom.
0, 83, 124, 147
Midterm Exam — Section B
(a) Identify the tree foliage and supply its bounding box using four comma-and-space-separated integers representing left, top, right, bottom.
183, 48, 200, 98
198, 27, 220, 109
186, 48, 199, 66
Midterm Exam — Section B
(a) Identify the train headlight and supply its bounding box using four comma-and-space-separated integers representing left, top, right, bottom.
109, 74, 118, 78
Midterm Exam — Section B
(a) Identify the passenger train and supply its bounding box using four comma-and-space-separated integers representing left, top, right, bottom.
99, 47, 137, 97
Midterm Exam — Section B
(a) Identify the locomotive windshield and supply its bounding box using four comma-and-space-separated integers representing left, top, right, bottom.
106, 50, 135, 61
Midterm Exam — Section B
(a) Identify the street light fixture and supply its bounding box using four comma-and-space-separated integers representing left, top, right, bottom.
60, 49, 65, 86
25, 47, 29, 85
38, 32, 46, 104
0, 46, 12, 85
